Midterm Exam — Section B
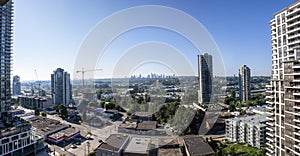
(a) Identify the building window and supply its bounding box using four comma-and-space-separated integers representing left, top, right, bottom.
277, 16, 281, 25
277, 26, 281, 36
282, 24, 286, 34
283, 35, 286, 45
282, 13, 286, 23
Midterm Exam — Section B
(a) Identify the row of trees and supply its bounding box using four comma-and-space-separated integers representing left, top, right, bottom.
224, 92, 266, 112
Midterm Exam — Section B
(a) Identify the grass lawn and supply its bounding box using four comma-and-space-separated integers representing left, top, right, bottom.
221, 143, 262, 155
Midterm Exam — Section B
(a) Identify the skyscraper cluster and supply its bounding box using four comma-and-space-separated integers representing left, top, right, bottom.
51, 68, 72, 106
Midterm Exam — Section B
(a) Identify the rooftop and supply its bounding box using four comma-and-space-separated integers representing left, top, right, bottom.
158, 138, 180, 148
124, 137, 151, 154
158, 148, 183, 156
183, 135, 215, 156
226, 114, 268, 128
99, 134, 129, 152
50, 127, 79, 138
119, 122, 137, 129
133, 111, 153, 117
136, 121, 157, 131
28, 116, 68, 135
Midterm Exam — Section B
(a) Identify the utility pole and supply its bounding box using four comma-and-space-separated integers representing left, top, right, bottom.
76, 68, 102, 93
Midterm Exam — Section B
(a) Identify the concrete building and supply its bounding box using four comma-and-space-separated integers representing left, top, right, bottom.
158, 138, 183, 156
124, 137, 151, 156
19, 96, 47, 110
51, 68, 72, 106
97, 134, 129, 156
198, 53, 213, 104
12, 75, 21, 95
0, 123, 44, 156
239, 65, 251, 101
266, 1, 300, 155
225, 114, 268, 148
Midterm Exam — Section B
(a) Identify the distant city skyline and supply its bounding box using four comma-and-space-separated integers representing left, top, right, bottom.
13, 0, 296, 80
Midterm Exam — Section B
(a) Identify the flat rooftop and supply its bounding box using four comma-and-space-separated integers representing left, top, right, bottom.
124, 137, 151, 154
49, 127, 80, 139
133, 112, 153, 117
28, 116, 68, 135
99, 134, 129, 152
136, 121, 157, 130
158, 138, 179, 148
226, 114, 268, 128
158, 148, 183, 156
119, 122, 137, 129
183, 135, 215, 156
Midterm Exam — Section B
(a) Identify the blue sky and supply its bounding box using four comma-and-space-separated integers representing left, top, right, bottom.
13, 0, 296, 80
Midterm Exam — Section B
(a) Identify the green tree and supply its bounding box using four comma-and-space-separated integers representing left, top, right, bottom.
40, 111, 47, 117
126, 111, 132, 116
99, 101, 105, 108
104, 102, 115, 109
58, 104, 68, 117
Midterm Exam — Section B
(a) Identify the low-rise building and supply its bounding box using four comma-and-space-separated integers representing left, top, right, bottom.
183, 135, 215, 156
225, 114, 268, 148
19, 96, 47, 110
97, 134, 129, 156
27, 116, 80, 144
158, 138, 183, 156
132, 112, 153, 121
124, 137, 151, 156
158, 148, 183, 156
118, 121, 166, 136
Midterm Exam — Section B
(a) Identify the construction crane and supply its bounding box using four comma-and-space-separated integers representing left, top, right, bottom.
76, 68, 102, 92
34, 69, 41, 96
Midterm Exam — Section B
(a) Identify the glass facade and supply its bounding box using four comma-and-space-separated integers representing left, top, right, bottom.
0, 0, 13, 118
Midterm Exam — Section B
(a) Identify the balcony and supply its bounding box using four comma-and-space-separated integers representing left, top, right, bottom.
287, 13, 300, 22
266, 106, 274, 111
266, 122, 274, 127
266, 116, 274, 121
266, 142, 274, 149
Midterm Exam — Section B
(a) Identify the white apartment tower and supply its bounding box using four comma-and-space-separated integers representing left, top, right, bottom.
266, 1, 300, 155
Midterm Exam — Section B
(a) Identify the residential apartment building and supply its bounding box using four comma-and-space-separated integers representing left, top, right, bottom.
0, 123, 43, 155
12, 75, 21, 95
225, 115, 268, 148
51, 68, 72, 106
266, 1, 300, 155
0, 1, 44, 155
198, 53, 213, 104
0, 0, 13, 119
239, 65, 251, 101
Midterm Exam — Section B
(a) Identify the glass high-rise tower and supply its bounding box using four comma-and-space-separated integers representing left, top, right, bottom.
0, 0, 13, 118
198, 53, 213, 104
238, 65, 251, 102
